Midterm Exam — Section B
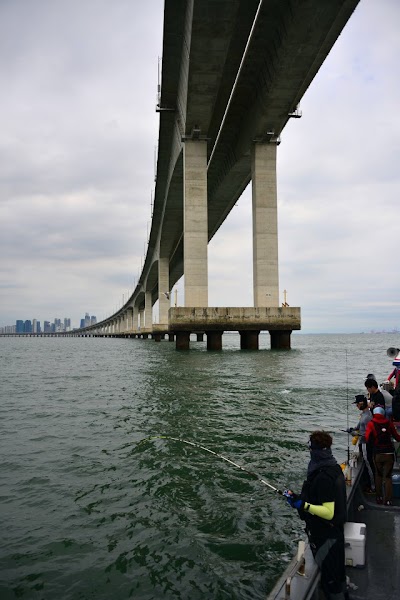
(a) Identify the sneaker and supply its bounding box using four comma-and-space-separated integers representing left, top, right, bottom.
376, 496, 383, 504
385, 500, 393, 506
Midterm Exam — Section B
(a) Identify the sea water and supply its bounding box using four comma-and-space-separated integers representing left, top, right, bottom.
0, 333, 395, 599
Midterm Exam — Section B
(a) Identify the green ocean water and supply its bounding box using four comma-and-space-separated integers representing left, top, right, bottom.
0, 333, 396, 599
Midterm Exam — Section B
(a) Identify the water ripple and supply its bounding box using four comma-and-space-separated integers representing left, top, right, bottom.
0, 333, 393, 598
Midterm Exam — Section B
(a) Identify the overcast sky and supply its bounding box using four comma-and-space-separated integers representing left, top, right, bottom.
1, 0, 399, 333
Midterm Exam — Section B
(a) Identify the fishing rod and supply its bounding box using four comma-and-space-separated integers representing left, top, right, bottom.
136, 435, 283, 495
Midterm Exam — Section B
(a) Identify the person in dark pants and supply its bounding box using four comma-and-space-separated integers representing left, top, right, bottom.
347, 395, 374, 493
284, 431, 348, 600
365, 406, 400, 505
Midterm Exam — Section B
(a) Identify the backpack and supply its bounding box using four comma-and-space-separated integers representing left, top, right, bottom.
372, 420, 393, 452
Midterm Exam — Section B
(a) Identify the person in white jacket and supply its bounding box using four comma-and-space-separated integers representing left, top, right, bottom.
348, 395, 374, 493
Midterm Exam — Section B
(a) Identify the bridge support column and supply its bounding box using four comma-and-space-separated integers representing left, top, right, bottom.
175, 331, 190, 350
168, 333, 175, 342
126, 307, 133, 332
183, 139, 208, 307
206, 331, 222, 351
145, 291, 152, 329
153, 333, 161, 342
159, 257, 170, 325
251, 142, 279, 307
196, 333, 204, 342
139, 309, 144, 332
132, 305, 138, 333
270, 330, 292, 349
239, 330, 260, 350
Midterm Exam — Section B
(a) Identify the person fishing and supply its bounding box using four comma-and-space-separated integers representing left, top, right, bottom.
347, 394, 374, 493
365, 406, 400, 506
284, 431, 348, 600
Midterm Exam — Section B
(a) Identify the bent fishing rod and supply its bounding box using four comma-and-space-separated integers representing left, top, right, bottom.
136, 435, 283, 495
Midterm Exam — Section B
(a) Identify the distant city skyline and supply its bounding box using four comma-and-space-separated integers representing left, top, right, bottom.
0, 313, 97, 333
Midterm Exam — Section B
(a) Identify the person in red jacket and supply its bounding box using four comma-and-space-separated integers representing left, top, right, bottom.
386, 365, 400, 389
365, 406, 400, 505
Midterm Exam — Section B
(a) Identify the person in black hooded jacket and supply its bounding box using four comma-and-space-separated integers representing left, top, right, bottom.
284, 431, 348, 600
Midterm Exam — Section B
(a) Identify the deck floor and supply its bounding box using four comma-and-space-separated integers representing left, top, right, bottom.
346, 488, 400, 600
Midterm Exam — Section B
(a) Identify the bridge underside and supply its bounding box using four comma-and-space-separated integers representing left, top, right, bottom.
75, 0, 360, 351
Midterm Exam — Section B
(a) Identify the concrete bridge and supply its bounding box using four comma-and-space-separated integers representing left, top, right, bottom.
78, 0, 360, 350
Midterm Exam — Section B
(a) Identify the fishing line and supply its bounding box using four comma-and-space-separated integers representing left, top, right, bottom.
136, 435, 283, 495
345, 349, 350, 464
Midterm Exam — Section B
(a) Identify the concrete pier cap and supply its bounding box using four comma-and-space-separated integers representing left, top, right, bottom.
169, 307, 301, 349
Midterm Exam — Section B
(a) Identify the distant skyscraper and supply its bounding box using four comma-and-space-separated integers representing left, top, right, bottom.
32, 318, 37, 333
84, 312, 90, 328
24, 320, 32, 333
80, 318, 85, 329
16, 320, 24, 333
37, 321, 41, 333
64, 318, 71, 331
90, 315, 97, 325
44, 321, 51, 333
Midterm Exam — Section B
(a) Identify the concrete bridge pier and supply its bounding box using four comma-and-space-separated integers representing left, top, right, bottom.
252, 142, 279, 308
168, 333, 175, 342
196, 333, 204, 342
176, 331, 190, 350
126, 307, 133, 332
145, 291, 152, 329
132, 305, 138, 333
239, 330, 260, 350
270, 330, 292, 350
206, 331, 222, 351
158, 256, 170, 327
183, 139, 208, 307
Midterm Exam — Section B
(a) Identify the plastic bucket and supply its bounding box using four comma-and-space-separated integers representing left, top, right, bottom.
392, 473, 400, 498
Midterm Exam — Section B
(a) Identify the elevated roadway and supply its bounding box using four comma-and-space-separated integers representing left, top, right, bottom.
80, 0, 360, 348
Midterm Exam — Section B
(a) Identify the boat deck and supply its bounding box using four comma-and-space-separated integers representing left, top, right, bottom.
346, 484, 400, 600
266, 455, 400, 599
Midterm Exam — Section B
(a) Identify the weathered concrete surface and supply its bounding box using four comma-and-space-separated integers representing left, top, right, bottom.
252, 142, 279, 307
169, 307, 300, 332
239, 330, 260, 350
183, 139, 208, 306
152, 324, 170, 335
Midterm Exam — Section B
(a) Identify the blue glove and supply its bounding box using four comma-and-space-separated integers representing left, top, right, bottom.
283, 489, 305, 510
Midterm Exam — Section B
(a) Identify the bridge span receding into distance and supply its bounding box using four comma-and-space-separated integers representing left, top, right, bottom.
73, 0, 360, 350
